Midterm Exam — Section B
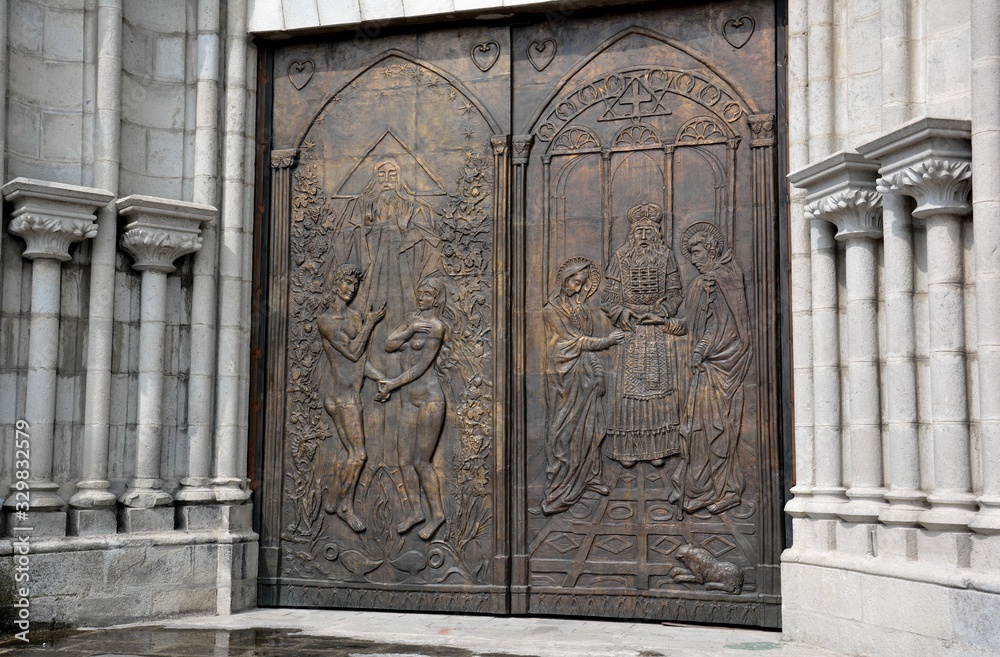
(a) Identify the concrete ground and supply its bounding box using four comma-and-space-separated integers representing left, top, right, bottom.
0, 608, 847, 656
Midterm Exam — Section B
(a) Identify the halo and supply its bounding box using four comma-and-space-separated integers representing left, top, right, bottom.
681, 221, 724, 259
556, 256, 601, 299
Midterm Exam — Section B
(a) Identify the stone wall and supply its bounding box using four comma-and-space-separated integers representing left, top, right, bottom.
0, 0, 257, 625
784, 1, 1000, 656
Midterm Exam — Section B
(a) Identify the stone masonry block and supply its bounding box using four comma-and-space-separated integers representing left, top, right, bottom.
9, 1, 43, 55
177, 504, 223, 531
318, 0, 361, 25
56, 591, 155, 627
121, 76, 186, 130
123, 0, 187, 33
152, 587, 218, 616
29, 549, 105, 597
950, 588, 1000, 655
835, 521, 873, 556
122, 21, 153, 78
40, 111, 83, 162
154, 35, 185, 82
282, 0, 320, 29
107, 544, 198, 589
360, 0, 406, 22
9, 50, 83, 111
404, 0, 455, 17
6, 100, 41, 157
43, 6, 85, 62
5, 510, 67, 538
145, 128, 185, 178
68, 508, 118, 536
861, 575, 953, 640
117, 506, 174, 534
781, 562, 863, 621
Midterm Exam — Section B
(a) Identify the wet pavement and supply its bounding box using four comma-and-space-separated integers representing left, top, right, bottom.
0, 609, 846, 657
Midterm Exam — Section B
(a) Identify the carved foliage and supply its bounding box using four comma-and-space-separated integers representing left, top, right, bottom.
805, 188, 883, 240
878, 158, 972, 218
9, 214, 98, 262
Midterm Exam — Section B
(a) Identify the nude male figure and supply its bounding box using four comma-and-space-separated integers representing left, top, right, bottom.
317, 264, 386, 532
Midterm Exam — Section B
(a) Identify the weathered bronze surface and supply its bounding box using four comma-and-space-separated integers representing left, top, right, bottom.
256, 0, 784, 627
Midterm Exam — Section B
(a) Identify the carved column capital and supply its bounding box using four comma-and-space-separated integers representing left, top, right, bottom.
805, 188, 883, 241
511, 135, 534, 165
789, 151, 883, 240
2, 177, 114, 261
748, 112, 775, 147
117, 195, 216, 273
490, 135, 508, 156
877, 159, 972, 219
858, 117, 972, 219
270, 149, 298, 169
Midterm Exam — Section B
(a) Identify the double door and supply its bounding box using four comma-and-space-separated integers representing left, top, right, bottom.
256, 0, 786, 628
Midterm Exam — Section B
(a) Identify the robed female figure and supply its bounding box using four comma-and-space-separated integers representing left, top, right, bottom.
541, 257, 625, 515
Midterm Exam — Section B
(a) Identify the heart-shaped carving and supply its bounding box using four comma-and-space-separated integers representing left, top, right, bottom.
471, 41, 500, 72
723, 15, 755, 49
288, 60, 314, 90
527, 39, 557, 72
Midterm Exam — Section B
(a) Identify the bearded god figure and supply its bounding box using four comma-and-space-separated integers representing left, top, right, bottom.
334, 158, 444, 327
601, 202, 685, 468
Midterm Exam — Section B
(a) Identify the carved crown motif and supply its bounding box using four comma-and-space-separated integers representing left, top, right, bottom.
627, 202, 663, 225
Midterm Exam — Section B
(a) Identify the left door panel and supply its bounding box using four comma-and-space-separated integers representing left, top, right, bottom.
258, 26, 511, 614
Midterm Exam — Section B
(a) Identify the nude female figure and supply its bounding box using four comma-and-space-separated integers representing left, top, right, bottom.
375, 278, 449, 540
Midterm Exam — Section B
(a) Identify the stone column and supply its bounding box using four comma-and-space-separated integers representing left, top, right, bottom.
118, 195, 215, 533
858, 138, 926, 527
970, 0, 1000, 535
792, 153, 886, 522
869, 118, 975, 532
1, 178, 113, 537
69, 0, 124, 536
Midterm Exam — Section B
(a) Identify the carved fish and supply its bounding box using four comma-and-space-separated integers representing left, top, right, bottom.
389, 550, 429, 574
340, 550, 383, 575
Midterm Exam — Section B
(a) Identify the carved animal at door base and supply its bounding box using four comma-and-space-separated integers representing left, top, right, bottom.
669, 543, 745, 594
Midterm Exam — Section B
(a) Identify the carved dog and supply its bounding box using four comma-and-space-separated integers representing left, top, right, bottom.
669, 543, 744, 594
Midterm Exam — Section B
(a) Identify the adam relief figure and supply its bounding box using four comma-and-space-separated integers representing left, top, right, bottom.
317, 264, 386, 532
540, 258, 626, 516
676, 222, 752, 515
602, 203, 686, 468
375, 278, 451, 540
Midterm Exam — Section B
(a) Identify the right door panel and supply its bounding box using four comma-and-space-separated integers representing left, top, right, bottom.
512, 1, 784, 627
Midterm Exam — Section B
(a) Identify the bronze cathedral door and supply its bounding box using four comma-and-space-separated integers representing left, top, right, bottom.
256, 1, 785, 628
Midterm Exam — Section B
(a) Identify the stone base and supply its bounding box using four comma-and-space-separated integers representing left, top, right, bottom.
69, 508, 117, 536
782, 556, 1000, 657
4, 510, 67, 537
118, 506, 174, 533
177, 502, 253, 532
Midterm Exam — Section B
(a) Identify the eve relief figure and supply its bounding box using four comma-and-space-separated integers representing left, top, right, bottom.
677, 222, 752, 514
602, 202, 685, 468
541, 258, 626, 516
376, 278, 451, 540
317, 264, 386, 532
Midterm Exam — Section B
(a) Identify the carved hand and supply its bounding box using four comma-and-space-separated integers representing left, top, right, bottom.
607, 329, 627, 346
664, 318, 687, 336
619, 309, 635, 331
367, 304, 387, 325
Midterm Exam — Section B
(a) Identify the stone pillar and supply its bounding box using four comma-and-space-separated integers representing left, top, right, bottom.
1, 178, 113, 537
791, 153, 886, 522
788, 157, 848, 520
69, 0, 124, 537
867, 118, 975, 532
117, 195, 215, 533
969, 0, 1000, 535
858, 140, 926, 527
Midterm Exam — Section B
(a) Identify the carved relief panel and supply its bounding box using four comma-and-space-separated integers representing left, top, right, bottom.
513, 2, 783, 627
259, 27, 512, 614
257, 0, 784, 627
